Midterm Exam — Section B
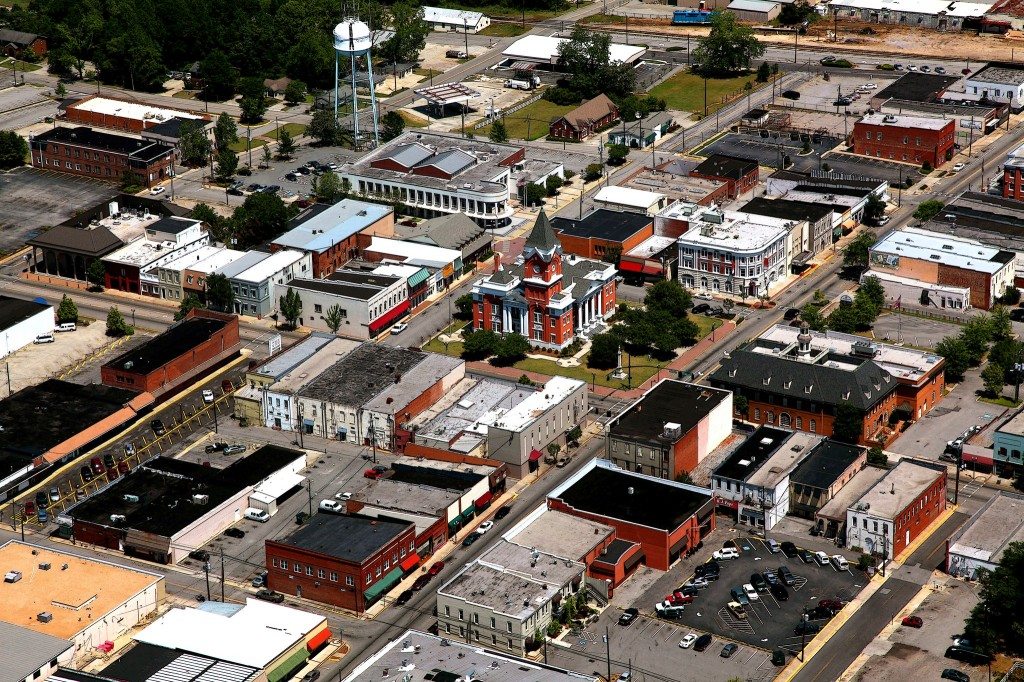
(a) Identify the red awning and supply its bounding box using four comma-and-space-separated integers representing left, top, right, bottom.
618, 260, 643, 273
306, 628, 331, 651
962, 451, 994, 466
475, 491, 493, 509
529, 449, 543, 462
369, 300, 411, 333
400, 552, 421, 572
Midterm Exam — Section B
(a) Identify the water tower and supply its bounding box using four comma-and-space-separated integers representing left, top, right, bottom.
334, 18, 380, 147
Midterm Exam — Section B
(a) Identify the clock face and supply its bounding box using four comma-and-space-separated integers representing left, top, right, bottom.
533, 264, 542, 274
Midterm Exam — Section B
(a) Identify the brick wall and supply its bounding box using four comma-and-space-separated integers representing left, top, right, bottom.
852, 120, 955, 167
891, 473, 946, 556
936, 263, 994, 309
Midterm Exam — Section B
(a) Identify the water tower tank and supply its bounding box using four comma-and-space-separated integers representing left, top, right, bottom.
334, 20, 372, 55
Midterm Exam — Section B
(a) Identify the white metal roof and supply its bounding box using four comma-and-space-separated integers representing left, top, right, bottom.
858, 112, 953, 131
233, 249, 306, 283
727, 0, 780, 11
594, 185, 666, 208
503, 34, 645, 65
480, 376, 584, 432
829, 0, 992, 17
367, 236, 460, 269
71, 96, 204, 123
870, 226, 1011, 275
253, 470, 304, 500
423, 6, 485, 24
133, 599, 325, 669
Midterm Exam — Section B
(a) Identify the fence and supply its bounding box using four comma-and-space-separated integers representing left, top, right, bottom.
473, 92, 543, 130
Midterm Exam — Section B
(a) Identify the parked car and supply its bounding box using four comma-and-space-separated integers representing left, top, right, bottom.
223, 444, 246, 455
935, 65, 947, 74
721, 643, 738, 658
742, 584, 760, 602
691, 303, 712, 314
391, 322, 409, 334
762, 570, 780, 587
952, 162, 966, 172
364, 468, 384, 480
687, 577, 710, 590
830, 554, 850, 571
188, 549, 210, 562
798, 549, 815, 564
780, 542, 798, 557
396, 589, 414, 605
49, 487, 60, 503
90, 456, 105, 475
730, 587, 750, 607
254, 589, 284, 603
495, 505, 512, 520
945, 646, 991, 665
940, 670, 970, 682
38, 508, 48, 523
117, 459, 129, 474
23, 500, 35, 517
901, 615, 924, 628
712, 547, 739, 561
225, 527, 246, 538
618, 607, 640, 626
205, 442, 229, 453
813, 551, 831, 566
795, 620, 822, 636
202, 389, 214, 404
284, 172, 298, 182
52, 322, 73, 332
778, 565, 796, 586
666, 592, 694, 606
477, 520, 494, 534
335, 491, 352, 501
919, 65, 930, 72
750, 574, 768, 592
35, 491, 49, 508
819, 598, 845, 611
461, 531, 483, 547
103, 453, 116, 470
412, 575, 432, 591
782, 90, 800, 100
446, 49, 469, 58
656, 602, 685, 619
319, 499, 343, 513
771, 584, 790, 601
151, 419, 166, 436
693, 634, 713, 652
34, 333, 54, 344
428, 561, 445, 576
726, 601, 747, 620
149, 185, 165, 195
80, 465, 93, 482
695, 560, 720, 578
806, 606, 834, 621
244, 508, 270, 523
679, 633, 698, 649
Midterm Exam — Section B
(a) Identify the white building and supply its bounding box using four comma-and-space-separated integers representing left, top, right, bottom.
436, 540, 585, 656
0, 296, 53, 358
594, 185, 668, 215
664, 202, 794, 299
364, 236, 463, 294
502, 34, 646, 66
828, 0, 992, 30
480, 375, 588, 478
946, 491, 1024, 580
286, 270, 409, 338
423, 6, 490, 32
966, 63, 1024, 112
217, 249, 312, 317
260, 338, 361, 431
102, 216, 209, 297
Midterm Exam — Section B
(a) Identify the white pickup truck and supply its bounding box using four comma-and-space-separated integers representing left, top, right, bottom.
504, 76, 540, 90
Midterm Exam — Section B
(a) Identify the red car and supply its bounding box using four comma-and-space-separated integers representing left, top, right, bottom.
23, 500, 36, 517
412, 575, 432, 591
90, 456, 105, 475
901, 615, 923, 628
666, 592, 695, 606
819, 599, 844, 612
364, 468, 383, 480
428, 561, 445, 576
117, 460, 129, 474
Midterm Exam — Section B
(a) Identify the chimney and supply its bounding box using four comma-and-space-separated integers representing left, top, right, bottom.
494, 252, 502, 271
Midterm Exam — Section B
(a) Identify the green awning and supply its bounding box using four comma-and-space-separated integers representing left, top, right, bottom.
364, 566, 404, 603
448, 518, 461, 532
267, 646, 309, 682
407, 268, 430, 288
458, 507, 476, 523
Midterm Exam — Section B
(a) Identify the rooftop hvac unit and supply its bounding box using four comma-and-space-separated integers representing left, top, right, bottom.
192, 494, 209, 505
38, 562, 51, 571
37, 612, 53, 623
110, 514, 126, 524
4, 570, 22, 583
662, 422, 682, 439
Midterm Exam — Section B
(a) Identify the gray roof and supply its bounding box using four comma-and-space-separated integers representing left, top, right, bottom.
420, 148, 476, 175
397, 213, 491, 253
387, 143, 434, 169
299, 343, 426, 407
277, 512, 412, 563
363, 354, 464, 415
216, 250, 270, 279
252, 333, 336, 381
0, 29, 41, 46
28, 225, 123, 256
524, 209, 559, 252
710, 344, 897, 411
0, 621, 72, 682
488, 267, 517, 285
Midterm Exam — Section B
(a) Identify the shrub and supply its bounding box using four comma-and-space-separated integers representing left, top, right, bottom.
857, 553, 877, 571
543, 87, 584, 106
583, 163, 603, 182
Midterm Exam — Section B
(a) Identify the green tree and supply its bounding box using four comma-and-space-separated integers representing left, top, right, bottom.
105, 306, 134, 337
990, 305, 1013, 342
283, 80, 306, 104
462, 329, 499, 360
56, 294, 78, 323
608, 143, 629, 165
215, 147, 238, 180
200, 49, 237, 101
279, 287, 302, 328
307, 109, 339, 146
524, 182, 546, 208
588, 333, 620, 369
86, 259, 106, 289
964, 541, 1024, 656
645, 280, 693, 318
584, 163, 603, 182
671, 316, 700, 347
324, 304, 344, 333
493, 333, 529, 366
312, 171, 346, 204
261, 143, 272, 166
913, 199, 945, 222
983, 361, 1006, 397
827, 304, 860, 333
455, 294, 474, 320
936, 335, 970, 382
489, 119, 509, 143
756, 61, 771, 83
779, 0, 818, 25
232, 192, 290, 247
863, 192, 887, 223
174, 293, 206, 321
380, 1, 431, 65
55, 81, 67, 99
239, 77, 269, 124
675, 471, 695, 485
867, 446, 889, 468
179, 120, 212, 167
0, 130, 28, 169
801, 303, 827, 331
98, 27, 165, 91
381, 111, 406, 142
192, 203, 228, 242
205, 273, 234, 312
556, 26, 635, 99
276, 129, 295, 158
214, 112, 238, 149
843, 231, 876, 268
832, 404, 865, 444
734, 394, 748, 415
1000, 286, 1022, 305
961, 315, 994, 365
545, 174, 564, 197
693, 11, 766, 75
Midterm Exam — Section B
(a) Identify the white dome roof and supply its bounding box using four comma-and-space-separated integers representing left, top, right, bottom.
333, 20, 372, 53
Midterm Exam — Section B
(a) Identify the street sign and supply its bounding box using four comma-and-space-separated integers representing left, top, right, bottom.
268, 334, 282, 355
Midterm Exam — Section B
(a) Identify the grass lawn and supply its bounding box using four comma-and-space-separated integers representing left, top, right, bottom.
0, 0, 31, 6
229, 137, 260, 153
515, 351, 669, 389
172, 90, 199, 100
578, 13, 626, 23
690, 313, 720, 339
479, 23, 529, 37
267, 123, 306, 141
649, 70, 763, 116
477, 98, 573, 141
399, 110, 428, 128
981, 395, 1021, 409
414, 68, 443, 81
0, 58, 40, 72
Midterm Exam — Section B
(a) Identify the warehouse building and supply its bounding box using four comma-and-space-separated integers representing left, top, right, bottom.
0, 296, 53, 359
0, 621, 72, 682
946, 491, 1024, 579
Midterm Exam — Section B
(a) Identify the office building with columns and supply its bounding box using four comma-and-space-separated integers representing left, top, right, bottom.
471, 210, 617, 351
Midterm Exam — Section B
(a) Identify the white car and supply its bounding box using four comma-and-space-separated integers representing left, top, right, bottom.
202, 389, 214, 404
861, 82, 877, 90
149, 185, 165, 195
712, 547, 740, 561
831, 554, 850, 571
814, 551, 831, 566
244, 508, 269, 522
679, 633, 698, 649
688, 577, 710, 589
952, 162, 966, 172
908, 65, 918, 71
477, 520, 494, 534
319, 499, 343, 513
766, 539, 781, 554
391, 322, 408, 334
335, 491, 352, 501
742, 584, 760, 602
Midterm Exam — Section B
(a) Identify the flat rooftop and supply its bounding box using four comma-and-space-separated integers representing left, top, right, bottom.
299, 343, 426, 407
251, 333, 336, 381
478, 540, 584, 587
593, 185, 665, 209
625, 167, 726, 204
0, 541, 162, 640
873, 72, 960, 103
816, 465, 888, 521
789, 439, 865, 489
270, 337, 361, 394
67, 96, 203, 123
69, 446, 302, 537
363, 354, 464, 415
273, 199, 391, 252
366, 236, 459, 268
745, 431, 821, 489
948, 492, 1024, 564
858, 112, 953, 131
691, 154, 758, 180
277, 512, 412, 564
98, 642, 258, 682
478, 376, 583, 432
611, 380, 730, 443
413, 378, 531, 446
503, 34, 645, 64
998, 405, 1024, 436
103, 315, 228, 374
387, 462, 485, 491
352, 478, 462, 516
439, 561, 573, 621
676, 208, 791, 251
232, 249, 305, 284
740, 197, 834, 223
104, 232, 201, 268
551, 209, 653, 242
341, 629, 594, 682
852, 459, 945, 520
0, 295, 49, 332
552, 460, 713, 531
871, 226, 1015, 275
968, 62, 1024, 86
287, 276, 395, 301
35, 126, 170, 163
759, 323, 944, 383
506, 508, 614, 562
714, 426, 794, 481
924, 191, 1024, 241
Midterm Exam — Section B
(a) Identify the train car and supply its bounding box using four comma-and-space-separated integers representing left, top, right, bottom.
672, 8, 713, 24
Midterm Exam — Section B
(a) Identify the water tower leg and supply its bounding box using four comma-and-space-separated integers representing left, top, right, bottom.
350, 53, 360, 142
367, 55, 380, 147
333, 55, 340, 124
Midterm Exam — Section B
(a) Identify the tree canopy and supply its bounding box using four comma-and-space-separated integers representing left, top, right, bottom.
556, 26, 635, 99
693, 11, 765, 76
0, 130, 27, 169
965, 541, 1024, 656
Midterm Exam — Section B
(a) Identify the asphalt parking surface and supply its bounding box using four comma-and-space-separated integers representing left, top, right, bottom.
0, 167, 116, 249
820, 151, 915, 185
670, 537, 865, 654
700, 132, 839, 173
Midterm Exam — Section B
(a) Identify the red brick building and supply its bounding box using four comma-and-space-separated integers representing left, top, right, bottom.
852, 113, 955, 168
471, 210, 617, 352
549, 94, 620, 141
266, 513, 416, 613
0, 29, 46, 57
1003, 142, 1024, 201
100, 309, 240, 395
689, 154, 759, 199
59, 95, 212, 134
550, 209, 654, 261
30, 126, 174, 187
547, 460, 715, 571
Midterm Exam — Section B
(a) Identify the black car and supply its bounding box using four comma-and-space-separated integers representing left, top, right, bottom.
80, 465, 94, 482
721, 643, 738, 658
103, 453, 117, 470
677, 584, 698, 597
780, 542, 798, 557
692, 303, 712, 314
750, 573, 768, 592
284, 172, 298, 181
795, 621, 822, 636
820, 55, 837, 64
806, 606, 835, 621
693, 634, 713, 652
772, 650, 787, 666
224, 527, 246, 538
782, 90, 800, 100
798, 549, 815, 564
255, 589, 285, 603
263, 184, 281, 195
778, 565, 796, 586
771, 584, 789, 601
151, 419, 166, 436
227, 186, 244, 195
301, 671, 320, 682
940, 670, 970, 682
246, 183, 262, 192
462, 531, 483, 547
618, 608, 639, 626
695, 561, 720, 580
1010, 308, 1024, 322
294, 166, 311, 175
206, 442, 229, 453
396, 589, 415, 605
188, 549, 211, 562
494, 505, 512, 520
762, 570, 780, 587
833, 98, 853, 107
783, 308, 801, 321
945, 646, 991, 665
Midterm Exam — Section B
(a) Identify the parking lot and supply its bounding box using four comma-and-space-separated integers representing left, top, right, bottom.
0, 167, 116, 250
820, 151, 917, 185
787, 72, 898, 118
699, 131, 840, 172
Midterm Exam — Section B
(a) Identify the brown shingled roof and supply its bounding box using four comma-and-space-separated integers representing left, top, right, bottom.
555, 94, 619, 132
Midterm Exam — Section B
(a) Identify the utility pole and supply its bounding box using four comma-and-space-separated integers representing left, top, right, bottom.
306, 479, 313, 518
464, 18, 469, 59
604, 627, 612, 682
800, 607, 808, 660
220, 547, 225, 601
204, 561, 212, 601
